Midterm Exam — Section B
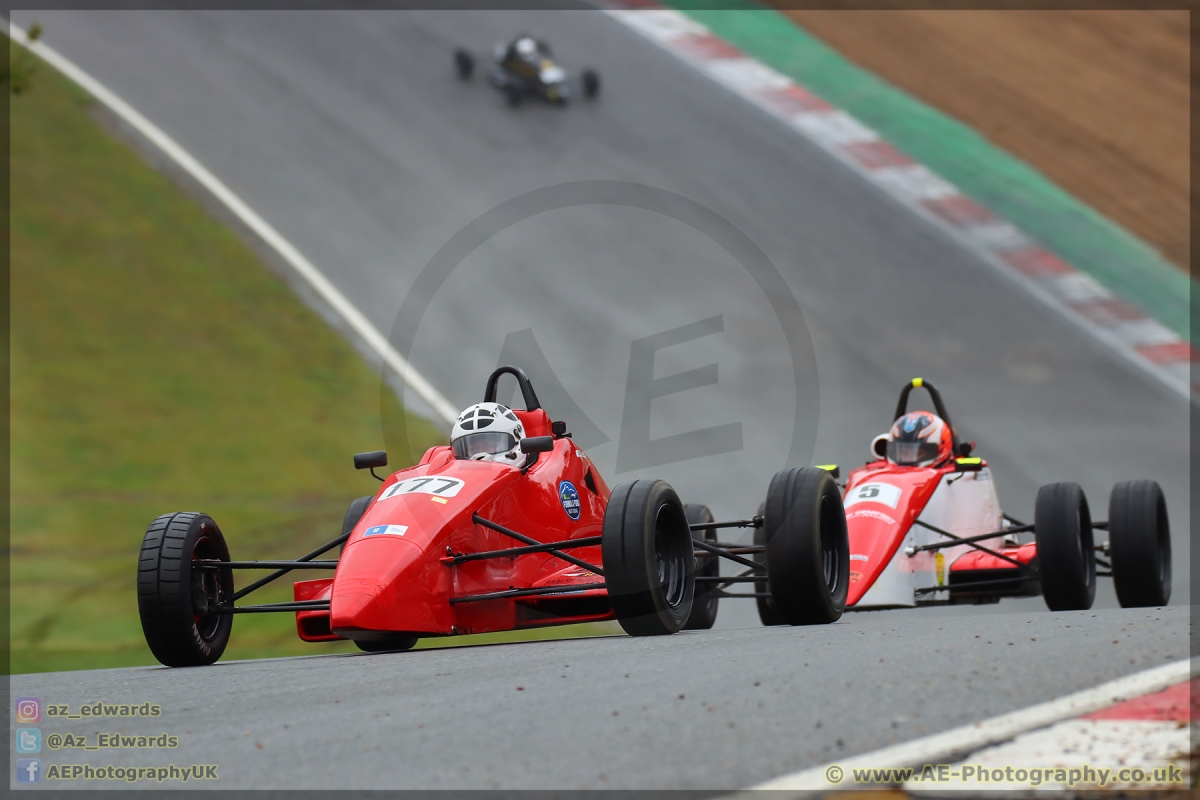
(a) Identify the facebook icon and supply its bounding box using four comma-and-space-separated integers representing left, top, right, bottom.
16, 758, 40, 783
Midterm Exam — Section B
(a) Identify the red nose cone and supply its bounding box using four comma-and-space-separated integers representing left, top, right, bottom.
330, 536, 452, 636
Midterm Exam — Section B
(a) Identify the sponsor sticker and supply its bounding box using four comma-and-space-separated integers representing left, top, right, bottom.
363, 524, 408, 538
847, 508, 897, 525
849, 571, 863, 582
559, 481, 582, 520
844, 482, 902, 509
936, 551, 945, 586
849, 554, 868, 562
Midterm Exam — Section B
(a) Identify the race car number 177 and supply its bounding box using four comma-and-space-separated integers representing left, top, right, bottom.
381, 476, 465, 500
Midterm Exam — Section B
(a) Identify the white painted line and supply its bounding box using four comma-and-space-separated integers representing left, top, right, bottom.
792, 110, 880, 147
8, 22, 459, 425
749, 657, 1194, 792
704, 58, 792, 93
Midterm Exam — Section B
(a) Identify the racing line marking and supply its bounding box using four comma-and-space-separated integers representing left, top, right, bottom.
603, 4, 1195, 404
743, 657, 1193, 792
7, 22, 460, 425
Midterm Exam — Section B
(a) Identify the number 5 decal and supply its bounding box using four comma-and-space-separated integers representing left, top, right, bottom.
844, 482, 902, 509
381, 476, 465, 500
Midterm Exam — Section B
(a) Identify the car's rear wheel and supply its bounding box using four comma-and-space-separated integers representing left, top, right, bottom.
682, 504, 719, 630
1034, 482, 1095, 611
454, 48, 474, 80
1108, 480, 1171, 608
354, 636, 419, 653
582, 69, 600, 99
762, 468, 849, 625
753, 501, 786, 626
602, 480, 695, 636
137, 512, 234, 667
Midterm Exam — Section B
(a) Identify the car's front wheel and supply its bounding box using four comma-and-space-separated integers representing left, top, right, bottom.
354, 636, 419, 653
137, 512, 234, 667
1034, 482, 1095, 611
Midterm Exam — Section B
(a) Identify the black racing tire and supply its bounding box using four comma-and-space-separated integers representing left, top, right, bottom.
763, 468, 849, 625
1034, 482, 1096, 611
753, 501, 786, 626
339, 495, 373, 555
505, 86, 522, 107
137, 512, 234, 667
582, 69, 600, 99
602, 480, 695, 636
454, 49, 474, 80
1108, 480, 1171, 607
355, 636, 419, 653
682, 504, 718, 630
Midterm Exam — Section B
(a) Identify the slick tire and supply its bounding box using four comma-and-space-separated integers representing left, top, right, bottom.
602, 480, 695, 636
355, 636, 419, 653
505, 87, 522, 107
137, 512, 234, 667
763, 468, 849, 626
582, 69, 600, 99
754, 501, 786, 626
1109, 480, 1171, 608
340, 495, 373, 555
1034, 482, 1096, 611
682, 504, 719, 630
454, 49, 474, 80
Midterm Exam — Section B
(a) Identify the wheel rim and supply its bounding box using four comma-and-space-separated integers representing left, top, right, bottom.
191, 535, 226, 641
654, 505, 687, 609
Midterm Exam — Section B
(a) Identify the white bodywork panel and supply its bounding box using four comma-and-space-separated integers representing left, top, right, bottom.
854, 468, 1005, 609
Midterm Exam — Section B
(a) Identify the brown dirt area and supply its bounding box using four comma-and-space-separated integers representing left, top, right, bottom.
769, 5, 1189, 274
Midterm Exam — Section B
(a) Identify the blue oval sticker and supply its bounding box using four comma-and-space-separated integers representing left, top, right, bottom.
559, 480, 581, 520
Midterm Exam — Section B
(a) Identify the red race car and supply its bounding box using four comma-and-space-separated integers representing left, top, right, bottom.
137, 366, 850, 667
753, 378, 1170, 622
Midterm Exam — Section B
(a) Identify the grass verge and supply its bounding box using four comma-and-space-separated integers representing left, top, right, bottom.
9, 54, 456, 673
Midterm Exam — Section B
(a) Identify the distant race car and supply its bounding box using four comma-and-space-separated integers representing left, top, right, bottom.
136, 366, 848, 667
454, 36, 599, 106
750, 378, 1170, 622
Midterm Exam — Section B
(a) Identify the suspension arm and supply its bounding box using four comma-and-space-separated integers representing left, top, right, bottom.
472, 514, 604, 577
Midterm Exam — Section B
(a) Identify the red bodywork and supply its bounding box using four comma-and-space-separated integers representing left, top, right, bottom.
293, 410, 617, 642
843, 455, 1037, 608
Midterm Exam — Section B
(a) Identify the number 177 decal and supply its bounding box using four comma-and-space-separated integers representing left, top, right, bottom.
381, 476, 465, 500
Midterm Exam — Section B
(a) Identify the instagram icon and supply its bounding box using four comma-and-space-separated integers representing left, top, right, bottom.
15, 698, 40, 724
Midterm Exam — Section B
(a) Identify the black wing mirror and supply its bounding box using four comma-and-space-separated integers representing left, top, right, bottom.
354, 450, 388, 482
519, 436, 554, 454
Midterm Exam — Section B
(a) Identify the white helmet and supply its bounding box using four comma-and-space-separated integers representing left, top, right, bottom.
451, 403, 526, 465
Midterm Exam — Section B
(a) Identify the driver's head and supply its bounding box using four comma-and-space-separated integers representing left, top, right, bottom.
451, 403, 526, 465
887, 411, 952, 467
515, 37, 537, 58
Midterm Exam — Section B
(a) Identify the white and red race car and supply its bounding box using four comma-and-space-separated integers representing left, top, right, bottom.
751, 379, 1171, 622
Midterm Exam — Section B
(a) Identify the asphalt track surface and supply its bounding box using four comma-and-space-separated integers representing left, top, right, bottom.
11, 7, 1193, 791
